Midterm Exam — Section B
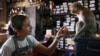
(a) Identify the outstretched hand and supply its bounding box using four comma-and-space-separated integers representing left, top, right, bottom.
55, 26, 69, 40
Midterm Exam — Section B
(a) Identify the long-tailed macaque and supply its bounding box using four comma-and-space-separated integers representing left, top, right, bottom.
70, 2, 97, 39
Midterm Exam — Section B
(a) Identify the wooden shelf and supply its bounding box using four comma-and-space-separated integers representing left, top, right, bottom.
50, 12, 70, 17
0, 33, 8, 47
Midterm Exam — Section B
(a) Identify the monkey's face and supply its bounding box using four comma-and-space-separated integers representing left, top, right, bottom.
70, 7, 78, 15
70, 4, 81, 16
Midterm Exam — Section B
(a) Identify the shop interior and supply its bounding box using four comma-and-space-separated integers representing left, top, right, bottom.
0, 0, 100, 56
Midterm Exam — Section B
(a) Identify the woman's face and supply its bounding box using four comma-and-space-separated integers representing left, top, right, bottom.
19, 18, 32, 36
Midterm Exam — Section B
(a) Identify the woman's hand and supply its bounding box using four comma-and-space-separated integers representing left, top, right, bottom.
55, 26, 69, 40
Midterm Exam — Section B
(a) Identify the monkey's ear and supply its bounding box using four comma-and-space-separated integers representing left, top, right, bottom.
72, 2, 82, 5
77, 2, 82, 5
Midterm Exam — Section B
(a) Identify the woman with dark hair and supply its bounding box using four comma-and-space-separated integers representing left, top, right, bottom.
0, 15, 68, 56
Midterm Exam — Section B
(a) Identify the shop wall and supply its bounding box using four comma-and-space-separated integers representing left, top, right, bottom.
0, 0, 7, 24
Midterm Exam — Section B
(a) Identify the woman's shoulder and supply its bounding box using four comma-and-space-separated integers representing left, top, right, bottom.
26, 35, 36, 42
3, 36, 14, 46
0, 36, 15, 52
26, 35, 40, 47
3, 36, 13, 44
27, 35, 35, 39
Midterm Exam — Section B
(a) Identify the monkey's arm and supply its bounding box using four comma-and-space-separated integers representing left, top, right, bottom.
75, 19, 87, 38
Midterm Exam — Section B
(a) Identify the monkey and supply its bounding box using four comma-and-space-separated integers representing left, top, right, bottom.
70, 2, 97, 39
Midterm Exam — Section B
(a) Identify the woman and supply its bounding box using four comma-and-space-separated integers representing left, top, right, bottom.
0, 15, 68, 56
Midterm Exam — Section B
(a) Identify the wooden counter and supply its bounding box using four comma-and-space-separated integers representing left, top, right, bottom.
0, 33, 8, 47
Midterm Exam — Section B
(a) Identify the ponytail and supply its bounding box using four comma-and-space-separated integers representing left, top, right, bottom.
8, 25, 15, 35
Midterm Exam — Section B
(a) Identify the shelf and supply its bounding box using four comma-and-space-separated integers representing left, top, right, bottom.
94, 10, 100, 14
50, 13, 70, 17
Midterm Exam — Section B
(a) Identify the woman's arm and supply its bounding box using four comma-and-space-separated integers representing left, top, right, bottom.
34, 39, 58, 56
34, 26, 68, 56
